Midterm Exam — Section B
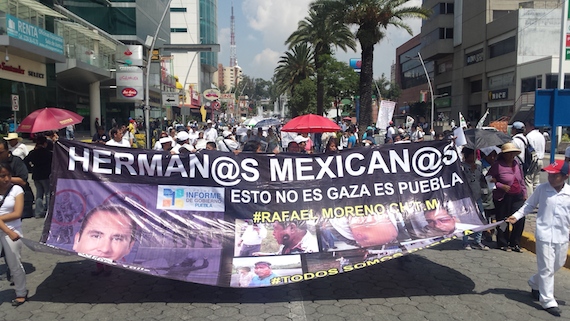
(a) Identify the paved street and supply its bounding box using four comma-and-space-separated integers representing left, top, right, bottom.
0, 215, 568, 320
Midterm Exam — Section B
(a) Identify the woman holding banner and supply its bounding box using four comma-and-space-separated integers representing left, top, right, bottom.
488, 143, 526, 252
0, 163, 27, 306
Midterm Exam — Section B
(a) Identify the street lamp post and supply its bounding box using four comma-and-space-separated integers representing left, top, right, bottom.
417, 52, 435, 133
144, 0, 174, 149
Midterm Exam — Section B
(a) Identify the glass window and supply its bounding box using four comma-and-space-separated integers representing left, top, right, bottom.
471, 80, 482, 93
521, 77, 536, 93
171, 7, 187, 12
489, 37, 516, 58
171, 28, 188, 33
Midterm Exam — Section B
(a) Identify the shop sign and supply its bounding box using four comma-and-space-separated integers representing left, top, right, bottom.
6, 14, 64, 55
0, 55, 47, 86
488, 89, 508, 101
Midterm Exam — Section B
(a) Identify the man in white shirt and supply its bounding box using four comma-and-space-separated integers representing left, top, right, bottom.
507, 161, 570, 317
525, 119, 546, 193
105, 128, 131, 147
204, 120, 218, 142
238, 222, 267, 256
217, 130, 240, 152
4, 133, 28, 159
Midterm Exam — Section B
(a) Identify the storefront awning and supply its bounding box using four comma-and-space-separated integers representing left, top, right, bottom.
18, 0, 67, 19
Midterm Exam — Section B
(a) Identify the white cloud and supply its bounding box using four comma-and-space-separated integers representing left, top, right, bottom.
218, 27, 230, 58
250, 48, 281, 79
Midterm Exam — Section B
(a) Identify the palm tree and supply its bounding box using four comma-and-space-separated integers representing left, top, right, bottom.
274, 44, 315, 116
285, 7, 356, 117
312, 0, 430, 137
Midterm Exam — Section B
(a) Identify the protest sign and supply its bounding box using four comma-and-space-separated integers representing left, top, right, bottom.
33, 140, 493, 287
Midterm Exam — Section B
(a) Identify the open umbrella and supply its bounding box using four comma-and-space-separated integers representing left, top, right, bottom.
463, 128, 511, 150
254, 118, 281, 128
242, 117, 262, 127
17, 108, 84, 133
281, 114, 341, 133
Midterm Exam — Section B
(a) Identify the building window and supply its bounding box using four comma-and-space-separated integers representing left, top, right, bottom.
439, 28, 453, 39
171, 7, 187, 12
470, 80, 482, 93
488, 36, 516, 58
171, 28, 188, 33
465, 49, 484, 66
431, 2, 454, 17
545, 74, 570, 89
521, 77, 536, 93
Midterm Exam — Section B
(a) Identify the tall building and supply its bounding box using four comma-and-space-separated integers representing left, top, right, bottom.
58, 0, 172, 131
169, 0, 218, 119
398, 0, 567, 132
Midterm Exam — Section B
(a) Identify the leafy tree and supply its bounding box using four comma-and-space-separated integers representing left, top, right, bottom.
312, 0, 430, 137
288, 78, 317, 117
274, 43, 315, 98
321, 55, 359, 116
286, 7, 356, 116
374, 73, 400, 101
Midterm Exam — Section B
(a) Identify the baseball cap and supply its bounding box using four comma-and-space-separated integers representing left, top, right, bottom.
176, 131, 190, 141
206, 119, 212, 124
512, 121, 525, 130
542, 161, 569, 175
294, 136, 309, 144
159, 137, 171, 144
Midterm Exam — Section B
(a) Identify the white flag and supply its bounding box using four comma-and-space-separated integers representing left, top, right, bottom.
476, 109, 489, 129
459, 112, 467, 129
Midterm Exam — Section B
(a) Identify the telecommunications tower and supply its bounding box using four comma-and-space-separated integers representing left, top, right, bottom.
229, 1, 237, 67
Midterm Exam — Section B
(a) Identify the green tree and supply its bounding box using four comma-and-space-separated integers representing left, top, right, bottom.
274, 43, 315, 116
312, 0, 430, 137
321, 55, 359, 117
288, 78, 317, 117
374, 73, 401, 101
286, 7, 356, 116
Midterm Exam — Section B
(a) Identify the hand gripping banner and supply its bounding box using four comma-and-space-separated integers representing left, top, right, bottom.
31, 140, 496, 287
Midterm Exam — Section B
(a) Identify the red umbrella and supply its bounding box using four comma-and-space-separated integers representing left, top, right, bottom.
281, 114, 341, 133
16, 108, 84, 133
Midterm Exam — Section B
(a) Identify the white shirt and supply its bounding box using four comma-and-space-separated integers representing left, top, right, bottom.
9, 142, 28, 159
204, 127, 218, 142
217, 138, 240, 152
512, 133, 526, 162
387, 126, 396, 138
526, 129, 545, 159
513, 182, 570, 243
106, 139, 131, 147
171, 143, 195, 154
0, 185, 24, 230
240, 225, 267, 245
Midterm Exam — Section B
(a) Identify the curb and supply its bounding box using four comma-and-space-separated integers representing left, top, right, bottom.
520, 231, 570, 269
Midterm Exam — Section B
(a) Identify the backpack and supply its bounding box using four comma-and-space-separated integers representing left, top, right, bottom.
514, 136, 539, 175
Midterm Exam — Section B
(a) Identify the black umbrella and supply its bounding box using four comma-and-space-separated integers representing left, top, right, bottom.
463, 128, 511, 149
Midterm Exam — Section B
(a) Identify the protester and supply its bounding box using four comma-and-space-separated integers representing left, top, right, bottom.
23, 135, 52, 218
171, 131, 195, 154
66, 124, 75, 140
480, 146, 500, 242
106, 128, 131, 147
217, 130, 240, 152
510, 121, 531, 196
91, 127, 109, 145
0, 163, 28, 306
507, 161, 570, 317
237, 266, 254, 287
0, 140, 34, 219
153, 131, 169, 150
204, 120, 218, 142
525, 119, 546, 194
324, 137, 339, 153
4, 133, 28, 160
460, 148, 489, 250
488, 142, 526, 252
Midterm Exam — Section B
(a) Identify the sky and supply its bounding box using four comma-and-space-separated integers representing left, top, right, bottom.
217, 0, 423, 81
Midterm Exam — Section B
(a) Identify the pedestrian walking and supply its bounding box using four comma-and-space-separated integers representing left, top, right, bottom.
23, 135, 52, 218
507, 161, 570, 317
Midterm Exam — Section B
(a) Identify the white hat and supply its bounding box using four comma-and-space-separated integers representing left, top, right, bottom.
206, 119, 212, 124
176, 131, 190, 141
222, 130, 232, 138
159, 137, 172, 144
3, 133, 21, 141
294, 136, 309, 144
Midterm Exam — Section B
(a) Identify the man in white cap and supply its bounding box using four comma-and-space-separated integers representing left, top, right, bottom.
217, 130, 240, 152
171, 131, 195, 154
293, 135, 310, 153
204, 119, 218, 142
4, 133, 28, 159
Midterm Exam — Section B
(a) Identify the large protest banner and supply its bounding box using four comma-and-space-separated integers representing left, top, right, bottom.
35, 140, 494, 287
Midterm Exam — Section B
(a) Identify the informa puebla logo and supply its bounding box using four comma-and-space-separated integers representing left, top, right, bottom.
156, 186, 225, 212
